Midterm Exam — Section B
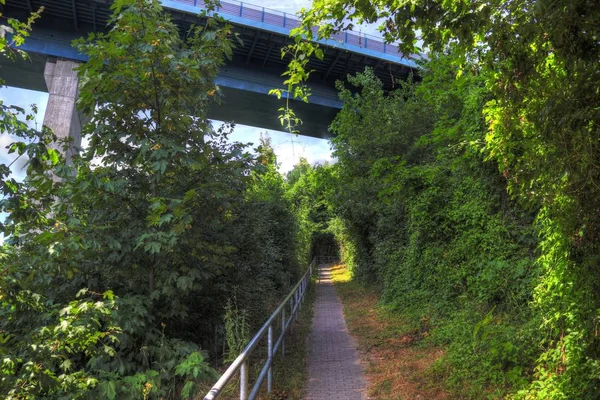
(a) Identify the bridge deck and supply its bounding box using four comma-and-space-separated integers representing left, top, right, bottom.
305, 265, 367, 400
2, 0, 419, 137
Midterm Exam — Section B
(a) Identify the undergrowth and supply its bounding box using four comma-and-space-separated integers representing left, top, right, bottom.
196, 282, 315, 399
330, 264, 450, 400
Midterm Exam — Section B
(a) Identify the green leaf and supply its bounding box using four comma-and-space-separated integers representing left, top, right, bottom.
100, 380, 117, 400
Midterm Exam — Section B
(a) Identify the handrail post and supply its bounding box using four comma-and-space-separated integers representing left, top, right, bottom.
283, 12, 287, 28
295, 290, 299, 321
239, 2, 243, 16
304, 277, 307, 294
281, 308, 286, 357
203, 263, 313, 400
304, 277, 308, 296
240, 361, 249, 400
261, 7, 265, 22
302, 278, 306, 298
288, 297, 293, 332
267, 325, 273, 392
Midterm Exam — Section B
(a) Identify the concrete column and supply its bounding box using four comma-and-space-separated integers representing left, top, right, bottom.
43, 58, 84, 163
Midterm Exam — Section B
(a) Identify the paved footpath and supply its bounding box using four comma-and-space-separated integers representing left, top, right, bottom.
304, 265, 367, 400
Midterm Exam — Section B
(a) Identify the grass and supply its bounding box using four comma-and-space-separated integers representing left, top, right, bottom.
330, 264, 451, 400
196, 284, 315, 400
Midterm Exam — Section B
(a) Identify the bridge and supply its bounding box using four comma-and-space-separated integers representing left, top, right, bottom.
1, 0, 418, 144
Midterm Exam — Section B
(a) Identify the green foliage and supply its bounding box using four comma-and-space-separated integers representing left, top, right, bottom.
0, 285, 120, 399
223, 298, 250, 363
285, 158, 338, 261
214, 135, 309, 331
1, 1, 312, 398
303, 66, 541, 397
269, 40, 324, 133
280, 0, 600, 396
0, 0, 42, 62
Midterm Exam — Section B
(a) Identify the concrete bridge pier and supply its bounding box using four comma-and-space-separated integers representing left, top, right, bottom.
43, 57, 84, 162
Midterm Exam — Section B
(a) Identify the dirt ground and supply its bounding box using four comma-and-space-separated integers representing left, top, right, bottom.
330, 264, 451, 400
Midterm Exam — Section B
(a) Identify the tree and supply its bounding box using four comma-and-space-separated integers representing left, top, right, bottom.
285, 159, 339, 262
281, 0, 600, 396
1, 0, 240, 397
1, 4, 129, 400
2, 2, 314, 396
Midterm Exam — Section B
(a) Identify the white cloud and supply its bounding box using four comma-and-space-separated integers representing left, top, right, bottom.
1, 86, 49, 244
0, 86, 49, 181
257, 0, 383, 37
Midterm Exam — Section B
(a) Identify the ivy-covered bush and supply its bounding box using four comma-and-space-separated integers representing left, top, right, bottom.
321, 67, 541, 396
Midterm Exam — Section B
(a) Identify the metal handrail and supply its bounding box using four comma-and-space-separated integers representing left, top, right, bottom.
174, 0, 404, 57
203, 258, 316, 400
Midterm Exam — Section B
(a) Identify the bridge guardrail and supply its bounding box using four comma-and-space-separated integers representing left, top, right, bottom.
203, 257, 316, 400
173, 0, 405, 58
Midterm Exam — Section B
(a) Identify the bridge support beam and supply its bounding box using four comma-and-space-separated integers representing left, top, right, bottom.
43, 58, 84, 162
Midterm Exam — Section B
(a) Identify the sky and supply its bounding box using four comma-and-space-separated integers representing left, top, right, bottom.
259, 0, 382, 37
2, 0, 373, 179
0, 87, 334, 178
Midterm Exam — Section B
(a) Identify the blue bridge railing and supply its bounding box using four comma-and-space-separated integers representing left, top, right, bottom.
171, 0, 403, 57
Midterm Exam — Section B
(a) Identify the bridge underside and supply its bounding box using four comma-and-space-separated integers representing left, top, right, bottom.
1, 0, 418, 138
0, 52, 339, 138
